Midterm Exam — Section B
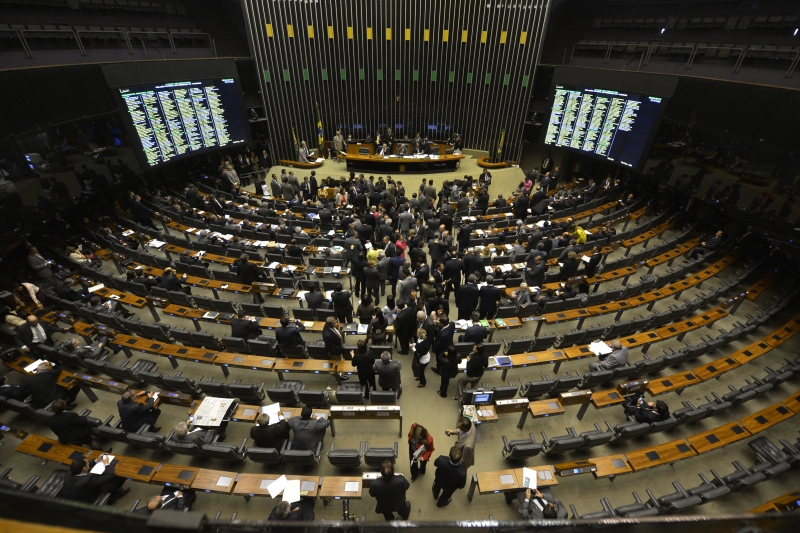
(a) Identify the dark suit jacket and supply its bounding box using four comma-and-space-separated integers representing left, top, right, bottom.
276, 324, 306, 349
393, 307, 417, 340
560, 258, 580, 280
331, 290, 353, 316
174, 429, 214, 446
250, 420, 290, 448
369, 474, 410, 513
48, 411, 93, 444
117, 397, 158, 432
479, 285, 501, 314
231, 317, 262, 340
431, 324, 456, 355
455, 283, 480, 313
322, 327, 344, 357
433, 455, 467, 491
15, 322, 66, 349
526, 262, 547, 287
305, 290, 325, 310
0, 383, 28, 400
374, 360, 402, 389
60, 463, 120, 502
287, 416, 330, 451
237, 261, 265, 285
159, 274, 185, 292
581, 253, 602, 278
443, 259, 464, 285
23, 365, 63, 408
462, 325, 488, 343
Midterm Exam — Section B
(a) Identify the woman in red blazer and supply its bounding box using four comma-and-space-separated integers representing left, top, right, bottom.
408, 423, 435, 481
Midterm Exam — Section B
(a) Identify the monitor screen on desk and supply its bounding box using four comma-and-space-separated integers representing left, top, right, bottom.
473, 391, 493, 404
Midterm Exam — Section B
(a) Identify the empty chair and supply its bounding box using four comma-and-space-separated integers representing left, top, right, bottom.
246, 445, 284, 466
126, 425, 167, 451
608, 420, 651, 441
579, 424, 615, 449
712, 462, 766, 492
298, 389, 331, 409
614, 492, 658, 518
281, 440, 322, 466
370, 390, 397, 405
191, 332, 222, 350
262, 305, 287, 318
201, 437, 248, 462
501, 433, 543, 461
646, 483, 702, 513
541, 429, 585, 454
334, 384, 365, 405
292, 307, 316, 321
687, 473, 730, 502
672, 402, 710, 424
222, 335, 250, 353
556, 329, 584, 348
161, 372, 202, 397
95, 420, 130, 444
327, 441, 364, 469
546, 372, 580, 396
248, 339, 278, 357
198, 377, 232, 397
170, 328, 198, 347
229, 380, 266, 403
648, 417, 679, 434
306, 343, 330, 360
267, 381, 303, 405
240, 303, 265, 317
37, 470, 68, 499
530, 334, 558, 351
137, 370, 167, 389
491, 382, 519, 400
211, 299, 237, 313
519, 378, 553, 400
577, 369, 613, 389
363, 441, 399, 468
569, 499, 615, 519
503, 337, 532, 355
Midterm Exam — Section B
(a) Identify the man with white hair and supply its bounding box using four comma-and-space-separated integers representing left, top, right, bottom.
589, 339, 629, 371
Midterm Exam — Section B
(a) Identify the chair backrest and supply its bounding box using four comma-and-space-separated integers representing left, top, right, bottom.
248, 339, 277, 356
363, 442, 398, 468
298, 390, 330, 408
333, 390, 365, 405
370, 390, 397, 404
327, 442, 363, 468
245, 446, 283, 465
292, 307, 316, 320
222, 336, 250, 353
262, 305, 286, 318
267, 387, 299, 405
229, 382, 266, 402
201, 442, 245, 461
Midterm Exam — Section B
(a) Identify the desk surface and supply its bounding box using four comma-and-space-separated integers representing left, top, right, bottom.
318, 476, 363, 499
654, 438, 697, 464
591, 454, 633, 479
529, 399, 565, 418
214, 352, 275, 371
191, 468, 238, 494
688, 422, 750, 454
233, 473, 320, 497
739, 402, 795, 434
151, 464, 199, 486
16, 435, 87, 466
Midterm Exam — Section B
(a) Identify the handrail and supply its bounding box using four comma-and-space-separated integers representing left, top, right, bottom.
0, 27, 32, 58
170, 30, 216, 57
75, 28, 133, 55
19, 28, 85, 56
125, 29, 175, 54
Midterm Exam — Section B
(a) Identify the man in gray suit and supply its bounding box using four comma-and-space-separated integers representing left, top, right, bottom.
589, 339, 629, 371
398, 209, 414, 239
514, 488, 568, 519
287, 171, 301, 195
374, 351, 402, 397
27, 246, 57, 287
396, 270, 417, 306
281, 176, 296, 202
287, 406, 330, 451
512, 283, 532, 307
298, 141, 311, 163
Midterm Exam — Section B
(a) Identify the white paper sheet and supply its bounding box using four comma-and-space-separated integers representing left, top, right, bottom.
522, 467, 537, 489
282, 480, 301, 503
344, 481, 360, 492
589, 340, 613, 355
24, 359, 46, 373
90, 455, 115, 474
267, 475, 288, 498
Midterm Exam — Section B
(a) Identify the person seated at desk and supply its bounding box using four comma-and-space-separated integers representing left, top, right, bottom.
171, 419, 221, 445
268, 500, 315, 526
130, 267, 159, 292
287, 406, 329, 451
304, 285, 327, 310
512, 488, 568, 519
0, 375, 27, 400
689, 230, 724, 260
60, 336, 108, 360
117, 390, 161, 433
588, 339, 629, 372
160, 267, 191, 294
623, 393, 670, 423
556, 283, 577, 301
136, 487, 196, 514
535, 288, 559, 313
458, 312, 488, 343
251, 413, 290, 449
47, 399, 107, 451
61, 456, 128, 503
275, 316, 307, 353
509, 282, 532, 308
87, 295, 134, 319
22, 361, 79, 408
378, 143, 391, 156
285, 239, 304, 262
396, 143, 409, 156
231, 309, 263, 340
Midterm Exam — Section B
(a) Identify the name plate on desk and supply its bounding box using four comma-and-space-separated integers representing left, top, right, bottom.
494, 399, 528, 413
617, 380, 648, 395
366, 406, 400, 418
559, 390, 592, 406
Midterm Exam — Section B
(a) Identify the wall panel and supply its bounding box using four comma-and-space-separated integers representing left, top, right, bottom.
242, 0, 550, 161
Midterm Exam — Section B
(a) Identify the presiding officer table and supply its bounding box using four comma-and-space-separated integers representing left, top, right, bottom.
344, 153, 465, 174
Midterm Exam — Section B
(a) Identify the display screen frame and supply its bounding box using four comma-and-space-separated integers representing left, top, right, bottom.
115, 77, 250, 168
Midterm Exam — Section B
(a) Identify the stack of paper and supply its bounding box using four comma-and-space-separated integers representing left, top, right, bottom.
260, 402, 284, 424
268, 262, 280, 269
589, 341, 613, 356
332, 266, 342, 273
24, 359, 46, 373
521, 467, 537, 489
90, 455, 115, 474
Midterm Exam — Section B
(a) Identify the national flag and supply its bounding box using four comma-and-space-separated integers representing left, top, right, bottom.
292, 127, 299, 155
316, 102, 325, 158
495, 128, 505, 163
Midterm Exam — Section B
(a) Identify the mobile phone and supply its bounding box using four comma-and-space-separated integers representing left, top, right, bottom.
189, 415, 194, 423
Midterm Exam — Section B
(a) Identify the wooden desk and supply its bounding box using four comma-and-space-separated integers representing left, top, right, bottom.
618, 331, 661, 349
328, 405, 402, 437
591, 454, 633, 479
273, 358, 337, 375
318, 476, 362, 502
688, 422, 750, 454
591, 389, 626, 409
152, 464, 199, 487
15, 435, 87, 465
228, 404, 261, 422
654, 438, 697, 464
747, 488, 800, 513
764, 322, 799, 348
93, 287, 148, 308
126, 263, 252, 295
190, 468, 238, 494
111, 334, 166, 355
213, 351, 275, 376
781, 390, 800, 414
518, 399, 564, 429
468, 466, 557, 501
692, 355, 741, 381
85, 451, 160, 482
646, 372, 699, 396
739, 402, 795, 434
233, 473, 320, 501
344, 154, 464, 174
745, 273, 776, 301
730, 341, 773, 366
159, 344, 219, 365
624, 447, 667, 471
5, 356, 77, 390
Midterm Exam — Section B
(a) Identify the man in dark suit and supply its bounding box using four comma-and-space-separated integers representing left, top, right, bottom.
689, 230, 723, 260
15, 315, 69, 355
513, 193, 530, 219
275, 316, 307, 353
136, 487, 196, 514
287, 406, 330, 451
237, 256, 266, 285
455, 274, 480, 320
304, 286, 326, 310
394, 302, 416, 355
431, 317, 455, 357
459, 312, 489, 343
580, 246, 603, 278
462, 250, 483, 281
61, 457, 128, 503
432, 447, 467, 507
478, 276, 501, 319
47, 399, 105, 450
623, 394, 670, 423
369, 459, 411, 520
159, 267, 190, 294
525, 256, 547, 288
268, 500, 315, 525
374, 351, 402, 396
442, 253, 464, 298
23, 361, 79, 408
117, 390, 161, 432
250, 413, 290, 448
171, 420, 217, 445
331, 282, 354, 323
131, 267, 159, 292
231, 310, 263, 340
